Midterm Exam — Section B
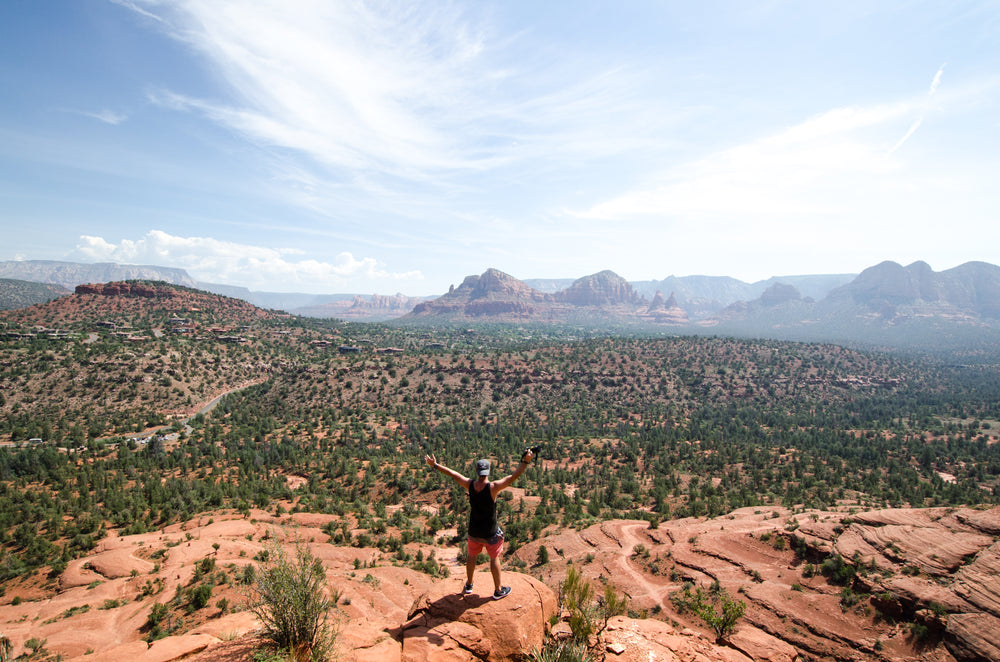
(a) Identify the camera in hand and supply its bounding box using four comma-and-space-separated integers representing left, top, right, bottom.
522, 445, 541, 463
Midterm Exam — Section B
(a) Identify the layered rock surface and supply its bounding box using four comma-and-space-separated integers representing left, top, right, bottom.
4, 506, 1000, 661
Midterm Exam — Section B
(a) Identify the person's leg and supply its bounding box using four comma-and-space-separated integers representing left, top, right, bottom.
466, 546, 477, 585
486, 537, 506, 595
464, 539, 484, 591
489, 554, 502, 591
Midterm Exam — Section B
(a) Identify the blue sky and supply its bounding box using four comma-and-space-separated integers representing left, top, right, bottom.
2, 1, 998, 295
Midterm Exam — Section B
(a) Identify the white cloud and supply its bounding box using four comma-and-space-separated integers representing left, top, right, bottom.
139, 1, 498, 178
578, 101, 914, 223
136, 1, 657, 192
70, 230, 421, 291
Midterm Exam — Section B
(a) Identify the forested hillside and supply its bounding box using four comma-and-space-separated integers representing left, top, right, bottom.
2, 283, 999, 590
0, 278, 70, 310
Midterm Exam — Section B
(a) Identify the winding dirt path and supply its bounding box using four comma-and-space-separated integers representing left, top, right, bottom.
603, 521, 674, 607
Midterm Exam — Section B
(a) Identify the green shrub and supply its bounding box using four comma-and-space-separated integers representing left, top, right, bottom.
822, 554, 856, 586
560, 566, 628, 646
191, 584, 213, 609
245, 541, 339, 661
669, 583, 746, 642
696, 591, 746, 641
148, 602, 169, 626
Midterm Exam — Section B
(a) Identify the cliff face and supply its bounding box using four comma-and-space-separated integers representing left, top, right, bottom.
828, 260, 1000, 318
74, 282, 177, 298
639, 290, 689, 325
409, 268, 553, 319
557, 270, 641, 307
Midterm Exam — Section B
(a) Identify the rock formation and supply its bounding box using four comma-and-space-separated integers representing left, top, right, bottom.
409, 268, 553, 320
556, 270, 640, 307
399, 572, 556, 661
641, 290, 689, 325
75, 281, 176, 298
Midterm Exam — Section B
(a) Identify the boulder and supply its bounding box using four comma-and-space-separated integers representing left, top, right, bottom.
400, 571, 556, 661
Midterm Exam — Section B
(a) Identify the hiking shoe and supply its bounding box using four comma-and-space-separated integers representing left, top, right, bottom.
462, 583, 474, 595
493, 586, 511, 600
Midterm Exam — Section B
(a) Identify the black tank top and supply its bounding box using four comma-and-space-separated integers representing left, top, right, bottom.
468, 480, 499, 539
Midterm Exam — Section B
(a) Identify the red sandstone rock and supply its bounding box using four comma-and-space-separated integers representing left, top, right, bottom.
600, 616, 753, 662
726, 625, 799, 662
945, 612, 1000, 661
401, 571, 556, 662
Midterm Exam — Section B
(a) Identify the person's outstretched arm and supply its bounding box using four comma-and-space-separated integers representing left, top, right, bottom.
425, 453, 471, 490
491, 448, 533, 495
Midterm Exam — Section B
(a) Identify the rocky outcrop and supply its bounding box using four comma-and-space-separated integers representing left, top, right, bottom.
557, 270, 640, 307
789, 506, 1000, 660
946, 612, 1000, 661
648, 290, 667, 311
409, 269, 553, 321
74, 282, 176, 298
399, 572, 556, 661
596, 616, 756, 662
726, 625, 800, 662
406, 268, 681, 324
641, 291, 689, 325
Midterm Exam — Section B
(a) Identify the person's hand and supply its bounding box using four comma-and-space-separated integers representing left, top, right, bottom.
425, 454, 437, 468
522, 448, 534, 463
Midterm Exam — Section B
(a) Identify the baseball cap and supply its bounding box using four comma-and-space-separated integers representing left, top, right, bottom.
476, 459, 490, 476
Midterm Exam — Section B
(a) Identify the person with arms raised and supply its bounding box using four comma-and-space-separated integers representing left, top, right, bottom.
425, 448, 535, 599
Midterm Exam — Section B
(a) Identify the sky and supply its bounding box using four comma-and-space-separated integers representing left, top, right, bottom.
1, 1, 998, 296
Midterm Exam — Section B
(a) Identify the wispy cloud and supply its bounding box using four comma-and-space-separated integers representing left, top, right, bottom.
889, 118, 923, 155
889, 64, 945, 154
139, 1, 501, 178
70, 230, 422, 290
109, 0, 163, 23
86, 109, 129, 125
929, 65, 945, 95
577, 101, 915, 222
60, 108, 129, 125
135, 2, 655, 191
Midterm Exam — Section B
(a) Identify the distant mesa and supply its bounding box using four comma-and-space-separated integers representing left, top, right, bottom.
0, 260, 197, 290
759, 282, 801, 307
